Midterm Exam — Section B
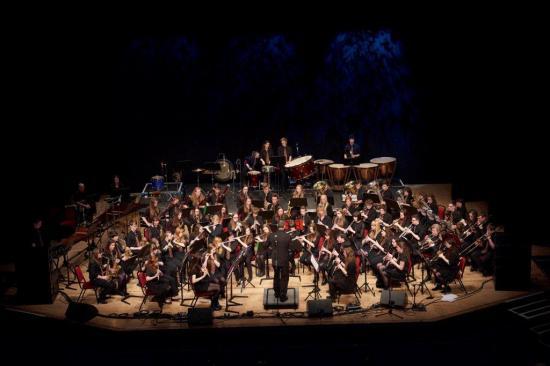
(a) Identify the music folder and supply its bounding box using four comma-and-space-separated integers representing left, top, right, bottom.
289, 198, 307, 208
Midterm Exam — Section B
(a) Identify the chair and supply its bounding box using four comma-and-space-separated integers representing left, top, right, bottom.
437, 205, 446, 220
180, 282, 217, 309
389, 259, 414, 297
137, 271, 162, 311
74, 265, 98, 303
453, 256, 468, 294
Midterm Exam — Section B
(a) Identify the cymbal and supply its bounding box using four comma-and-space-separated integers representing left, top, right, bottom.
192, 168, 204, 173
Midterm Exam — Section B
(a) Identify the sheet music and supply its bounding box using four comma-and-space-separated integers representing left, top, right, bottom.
310, 253, 319, 272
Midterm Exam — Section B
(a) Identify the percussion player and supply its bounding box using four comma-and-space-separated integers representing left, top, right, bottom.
344, 135, 361, 165
260, 140, 273, 183
277, 137, 293, 191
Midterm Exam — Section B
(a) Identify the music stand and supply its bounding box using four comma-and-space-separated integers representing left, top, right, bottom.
304, 252, 321, 301
402, 205, 418, 218
289, 198, 307, 209
224, 251, 247, 314
364, 193, 381, 204
252, 200, 265, 210
259, 210, 274, 224
205, 204, 223, 218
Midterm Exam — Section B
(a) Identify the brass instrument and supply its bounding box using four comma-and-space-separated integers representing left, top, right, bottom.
344, 181, 358, 195
459, 231, 491, 256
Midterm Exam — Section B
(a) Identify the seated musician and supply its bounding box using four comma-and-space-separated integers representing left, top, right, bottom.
318, 194, 334, 218
254, 224, 272, 277
103, 240, 128, 296
120, 247, 137, 277
88, 249, 116, 303
328, 246, 357, 300
189, 254, 222, 311
431, 238, 460, 293
296, 206, 312, 232
380, 181, 395, 202
342, 195, 357, 217
208, 183, 226, 206
332, 210, 348, 234
205, 214, 223, 240
126, 221, 143, 251
403, 186, 414, 206
260, 183, 272, 208
228, 212, 243, 235
272, 207, 286, 226
426, 193, 437, 213
446, 202, 463, 225
455, 198, 468, 221
377, 205, 393, 226
144, 256, 174, 305
354, 181, 366, 204
377, 239, 410, 289
267, 194, 281, 212
142, 198, 160, 226
189, 187, 206, 208
238, 185, 250, 208
470, 223, 497, 276
347, 211, 365, 251
72, 182, 95, 226
316, 206, 332, 229
361, 199, 377, 227
405, 214, 427, 248
344, 135, 360, 165
245, 207, 264, 234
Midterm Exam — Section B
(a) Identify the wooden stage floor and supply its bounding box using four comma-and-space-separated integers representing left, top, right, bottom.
8, 262, 533, 331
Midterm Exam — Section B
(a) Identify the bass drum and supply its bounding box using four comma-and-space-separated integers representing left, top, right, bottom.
215, 159, 234, 182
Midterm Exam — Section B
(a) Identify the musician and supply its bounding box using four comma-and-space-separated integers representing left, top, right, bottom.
318, 194, 334, 218
267, 194, 281, 213
431, 238, 460, 293
236, 227, 255, 283
189, 255, 222, 310
245, 208, 264, 234
170, 209, 184, 233
260, 140, 273, 166
255, 224, 272, 277
297, 206, 312, 232
125, 221, 142, 250
267, 221, 292, 301
109, 175, 128, 203
402, 186, 414, 206
347, 211, 365, 251
332, 210, 348, 236
361, 199, 377, 226
426, 194, 437, 213
272, 207, 286, 226
377, 239, 410, 289
380, 181, 395, 201
298, 224, 318, 269
205, 214, 223, 240
377, 205, 393, 226
316, 207, 332, 229
470, 223, 497, 276
72, 182, 95, 225
278, 137, 293, 190
335, 232, 352, 252
344, 135, 360, 165
245, 151, 262, 172
421, 223, 443, 257
455, 199, 468, 220
261, 183, 273, 209
405, 214, 427, 247
189, 207, 203, 229
238, 185, 250, 208
88, 249, 116, 303
328, 246, 357, 300
189, 187, 206, 208
144, 256, 174, 305
228, 212, 243, 235
341, 195, 357, 217
103, 240, 129, 296
396, 209, 411, 228
143, 198, 160, 225
208, 183, 226, 205
446, 202, 463, 225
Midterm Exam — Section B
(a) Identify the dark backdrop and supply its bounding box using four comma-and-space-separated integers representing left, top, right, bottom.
14, 11, 542, 245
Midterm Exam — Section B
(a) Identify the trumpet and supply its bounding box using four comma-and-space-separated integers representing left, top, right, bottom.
398, 223, 413, 238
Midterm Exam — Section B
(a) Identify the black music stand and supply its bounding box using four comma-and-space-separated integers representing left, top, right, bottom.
357, 250, 376, 296
384, 198, 401, 220
289, 198, 307, 209
304, 252, 321, 301
205, 204, 223, 218
224, 252, 247, 314
259, 210, 274, 224
252, 199, 264, 210
364, 193, 381, 204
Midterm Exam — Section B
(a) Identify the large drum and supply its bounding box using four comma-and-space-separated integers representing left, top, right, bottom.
327, 163, 351, 191
248, 170, 261, 188
314, 159, 334, 179
151, 175, 165, 191
354, 163, 378, 184
215, 159, 234, 182
285, 155, 315, 181
370, 157, 397, 182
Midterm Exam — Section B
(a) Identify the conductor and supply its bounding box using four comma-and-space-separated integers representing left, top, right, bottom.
267, 221, 291, 302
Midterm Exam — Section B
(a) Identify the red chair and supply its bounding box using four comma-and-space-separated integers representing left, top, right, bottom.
453, 256, 468, 294
74, 265, 98, 303
437, 205, 446, 220
137, 271, 161, 311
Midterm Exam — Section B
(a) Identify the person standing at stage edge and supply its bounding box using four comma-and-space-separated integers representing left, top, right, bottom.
268, 221, 291, 302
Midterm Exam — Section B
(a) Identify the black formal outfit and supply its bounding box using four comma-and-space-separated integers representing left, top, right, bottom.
329, 261, 357, 298
89, 260, 115, 301
267, 229, 291, 300
344, 143, 361, 165
125, 230, 142, 248
277, 145, 293, 189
